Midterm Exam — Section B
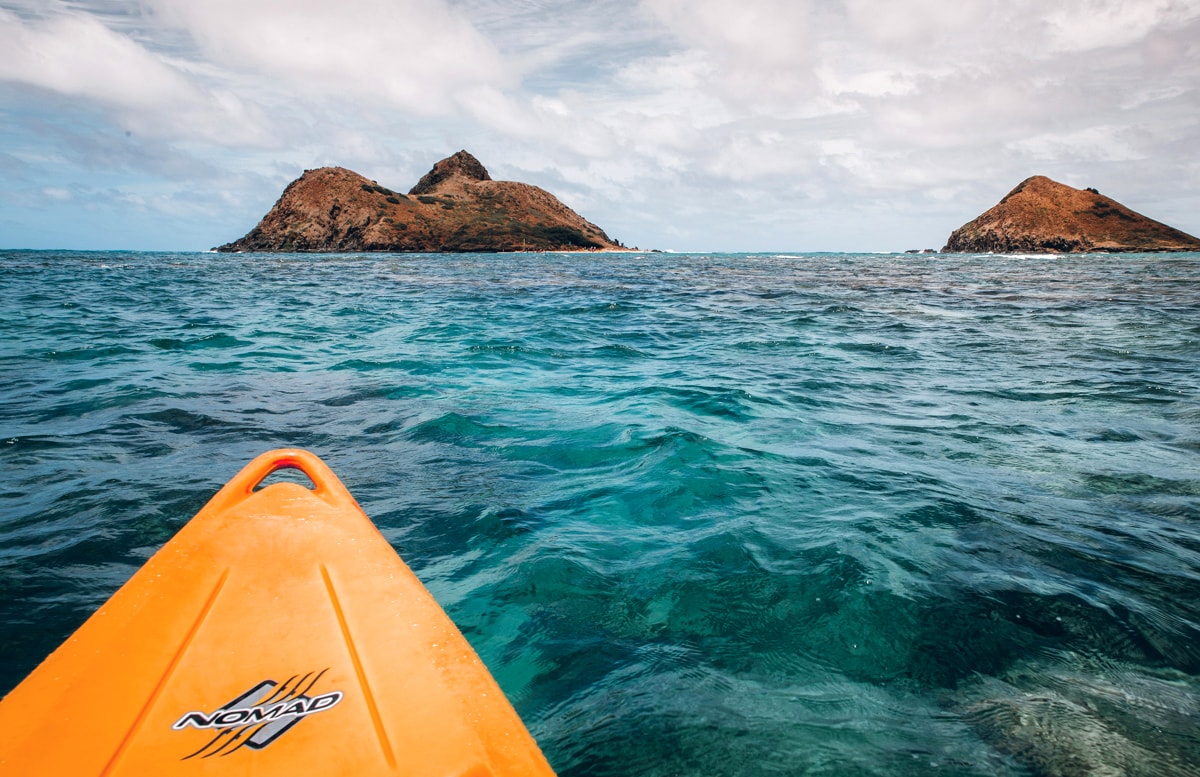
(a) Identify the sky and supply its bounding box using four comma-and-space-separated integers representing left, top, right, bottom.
1, 0, 1198, 252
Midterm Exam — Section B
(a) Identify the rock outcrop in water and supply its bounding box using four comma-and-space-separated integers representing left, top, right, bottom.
216, 150, 624, 253
942, 176, 1200, 253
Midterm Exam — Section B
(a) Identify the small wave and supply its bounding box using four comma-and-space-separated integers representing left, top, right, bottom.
612, 384, 781, 422
405, 412, 516, 446
328, 357, 442, 375
1081, 471, 1200, 497
42, 345, 139, 362
148, 333, 250, 351
318, 383, 430, 408
589, 343, 650, 359
834, 341, 921, 358
134, 408, 237, 433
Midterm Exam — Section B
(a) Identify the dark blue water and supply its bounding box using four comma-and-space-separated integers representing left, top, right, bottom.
2, 250, 1198, 776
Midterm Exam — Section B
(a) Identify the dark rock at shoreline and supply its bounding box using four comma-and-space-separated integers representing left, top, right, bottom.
943, 176, 1200, 253
216, 150, 623, 253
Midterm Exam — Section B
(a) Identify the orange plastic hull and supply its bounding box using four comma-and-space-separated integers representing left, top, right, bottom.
0, 449, 556, 776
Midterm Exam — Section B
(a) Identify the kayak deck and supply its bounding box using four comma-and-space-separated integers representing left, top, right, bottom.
0, 449, 555, 776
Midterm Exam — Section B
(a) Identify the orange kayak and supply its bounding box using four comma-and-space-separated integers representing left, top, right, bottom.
0, 449, 556, 776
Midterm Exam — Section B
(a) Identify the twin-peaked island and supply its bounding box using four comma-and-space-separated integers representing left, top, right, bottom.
217, 151, 624, 253
217, 151, 1200, 254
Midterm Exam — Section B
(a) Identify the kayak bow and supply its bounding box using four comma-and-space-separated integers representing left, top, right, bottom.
0, 449, 555, 776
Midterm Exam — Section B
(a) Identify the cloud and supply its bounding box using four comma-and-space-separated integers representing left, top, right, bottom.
842, 0, 982, 47
0, 0, 517, 152
0, 9, 183, 108
1041, 0, 1198, 53
643, 0, 814, 67
0, 149, 31, 177
1008, 125, 1150, 163
441, 0, 1200, 248
640, 0, 819, 107
0, 8, 270, 145
146, 0, 513, 114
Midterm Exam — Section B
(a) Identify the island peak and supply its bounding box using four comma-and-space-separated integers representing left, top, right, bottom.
409, 150, 492, 195
944, 176, 1200, 253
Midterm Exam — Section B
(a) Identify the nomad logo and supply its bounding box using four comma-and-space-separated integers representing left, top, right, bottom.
172, 670, 343, 758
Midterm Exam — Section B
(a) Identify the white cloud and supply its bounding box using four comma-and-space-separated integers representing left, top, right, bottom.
449, 0, 1200, 248
0, 0, 517, 150
640, 0, 819, 106
146, 0, 513, 114
0, 9, 182, 108
0, 8, 270, 144
643, 0, 813, 66
1042, 0, 1198, 53
842, 0, 982, 47
1008, 125, 1149, 163
819, 67, 919, 99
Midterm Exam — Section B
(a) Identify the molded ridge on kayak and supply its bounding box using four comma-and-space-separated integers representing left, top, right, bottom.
0, 448, 556, 776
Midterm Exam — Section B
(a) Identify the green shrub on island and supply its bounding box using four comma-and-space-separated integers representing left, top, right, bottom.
362, 183, 404, 199
525, 224, 602, 248
437, 221, 604, 251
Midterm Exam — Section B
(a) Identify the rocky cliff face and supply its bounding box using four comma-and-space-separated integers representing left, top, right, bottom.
216, 151, 623, 253
943, 176, 1200, 253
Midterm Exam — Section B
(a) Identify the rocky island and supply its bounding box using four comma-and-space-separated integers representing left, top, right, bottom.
216, 151, 624, 253
943, 175, 1200, 253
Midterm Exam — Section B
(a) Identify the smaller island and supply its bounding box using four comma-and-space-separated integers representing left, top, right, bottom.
942, 176, 1200, 253
216, 151, 625, 253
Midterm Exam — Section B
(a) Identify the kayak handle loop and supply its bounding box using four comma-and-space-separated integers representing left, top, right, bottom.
207, 449, 353, 514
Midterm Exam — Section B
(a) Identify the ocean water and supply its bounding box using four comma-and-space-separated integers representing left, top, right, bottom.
1, 249, 1198, 776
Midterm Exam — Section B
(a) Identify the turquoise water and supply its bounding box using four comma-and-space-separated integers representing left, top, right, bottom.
2, 250, 1198, 775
